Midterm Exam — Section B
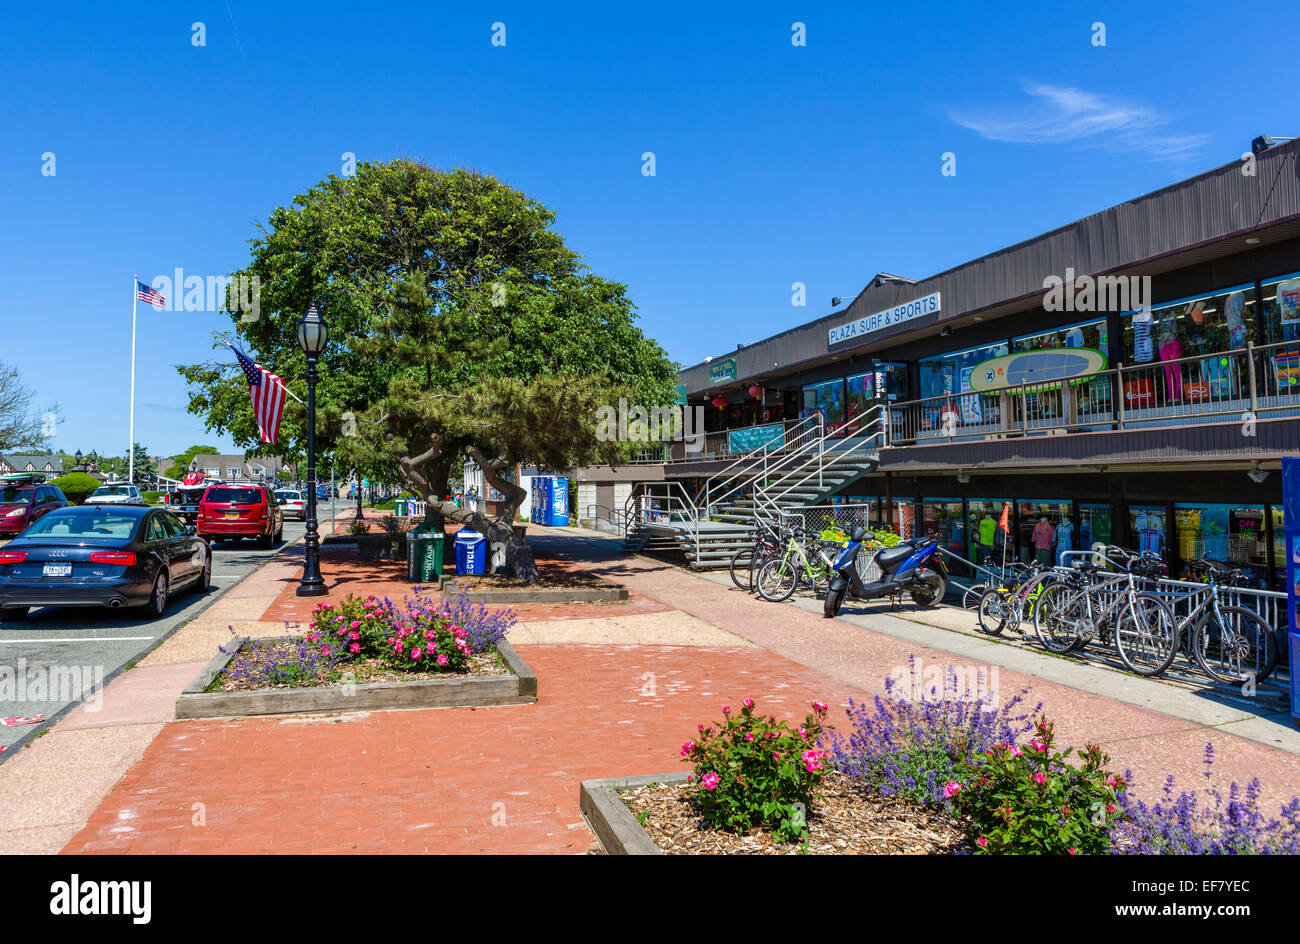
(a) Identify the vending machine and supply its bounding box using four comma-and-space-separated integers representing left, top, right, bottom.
550, 477, 569, 527
1284, 457, 1300, 725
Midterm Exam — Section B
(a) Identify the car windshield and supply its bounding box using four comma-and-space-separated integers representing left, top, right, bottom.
275, 491, 301, 500
92, 486, 132, 496
24, 511, 140, 539
0, 487, 32, 505
205, 487, 262, 504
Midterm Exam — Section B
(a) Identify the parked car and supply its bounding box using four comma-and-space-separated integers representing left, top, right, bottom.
0, 483, 70, 537
167, 482, 217, 525
0, 505, 210, 621
274, 488, 307, 520
86, 482, 144, 506
198, 483, 284, 548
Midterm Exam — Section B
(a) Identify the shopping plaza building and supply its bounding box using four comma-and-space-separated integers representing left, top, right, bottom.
574, 137, 1300, 590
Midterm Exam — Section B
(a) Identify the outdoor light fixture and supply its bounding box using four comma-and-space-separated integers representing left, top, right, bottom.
956, 470, 970, 484
1252, 135, 1294, 154
296, 304, 329, 597
1246, 237, 1261, 245
1247, 462, 1270, 484
941, 326, 952, 337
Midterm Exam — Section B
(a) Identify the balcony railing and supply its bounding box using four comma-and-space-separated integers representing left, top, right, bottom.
887, 338, 1300, 446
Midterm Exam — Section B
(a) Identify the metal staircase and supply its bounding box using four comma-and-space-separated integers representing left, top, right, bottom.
620, 406, 887, 568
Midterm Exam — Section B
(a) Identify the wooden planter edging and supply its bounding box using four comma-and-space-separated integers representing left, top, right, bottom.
176, 636, 537, 720
579, 772, 690, 855
436, 576, 628, 604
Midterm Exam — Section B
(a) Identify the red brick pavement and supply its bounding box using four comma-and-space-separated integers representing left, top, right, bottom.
61, 645, 854, 854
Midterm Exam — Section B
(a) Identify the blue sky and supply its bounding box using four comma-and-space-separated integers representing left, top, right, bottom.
2, 0, 1295, 458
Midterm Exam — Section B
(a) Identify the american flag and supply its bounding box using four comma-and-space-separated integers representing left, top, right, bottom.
231, 346, 290, 445
136, 280, 166, 309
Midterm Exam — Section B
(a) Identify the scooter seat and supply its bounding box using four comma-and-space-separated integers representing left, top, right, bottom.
875, 545, 914, 572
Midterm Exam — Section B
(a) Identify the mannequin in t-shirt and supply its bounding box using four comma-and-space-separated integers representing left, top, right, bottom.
1157, 308, 1183, 400
1055, 517, 1075, 565
979, 513, 996, 560
1031, 516, 1055, 565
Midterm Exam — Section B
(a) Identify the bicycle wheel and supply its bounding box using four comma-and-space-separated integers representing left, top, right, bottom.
729, 548, 756, 591
1114, 592, 1179, 677
1033, 582, 1087, 654
1192, 605, 1278, 685
756, 558, 798, 603
976, 589, 1010, 636
962, 583, 988, 610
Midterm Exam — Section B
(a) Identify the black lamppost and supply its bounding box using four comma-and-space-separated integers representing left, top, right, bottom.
354, 474, 364, 520
296, 304, 329, 597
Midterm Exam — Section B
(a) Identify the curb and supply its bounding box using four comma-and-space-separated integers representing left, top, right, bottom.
579, 771, 689, 855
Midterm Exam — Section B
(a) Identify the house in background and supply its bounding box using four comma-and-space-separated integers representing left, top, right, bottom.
0, 454, 64, 476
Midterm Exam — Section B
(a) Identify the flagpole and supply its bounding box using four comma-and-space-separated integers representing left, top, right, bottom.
129, 274, 138, 485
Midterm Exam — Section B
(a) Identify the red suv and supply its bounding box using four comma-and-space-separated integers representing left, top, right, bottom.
198, 483, 284, 548
0, 483, 69, 536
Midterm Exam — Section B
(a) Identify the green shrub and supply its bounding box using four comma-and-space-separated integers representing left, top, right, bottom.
143, 490, 164, 505
681, 698, 832, 843
949, 717, 1125, 854
871, 529, 902, 547
48, 472, 100, 504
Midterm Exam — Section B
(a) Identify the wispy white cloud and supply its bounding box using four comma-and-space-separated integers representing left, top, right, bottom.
949, 81, 1208, 160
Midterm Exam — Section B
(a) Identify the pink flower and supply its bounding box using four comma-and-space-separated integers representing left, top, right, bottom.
436, 653, 449, 667
943, 781, 962, 799
977, 837, 988, 848
698, 724, 705, 732
412, 647, 423, 659
1068, 847, 1077, 855
321, 645, 332, 656
1008, 745, 1022, 757
812, 700, 828, 712
772, 753, 782, 762
1032, 739, 1046, 752
308, 621, 317, 629
1034, 772, 1047, 784
1106, 775, 1117, 787
1106, 804, 1115, 813
701, 772, 720, 791
722, 705, 730, 714
798, 727, 808, 739
348, 642, 360, 654
350, 620, 361, 629
744, 733, 754, 742
681, 741, 695, 756
801, 750, 824, 773
349, 630, 360, 640
742, 697, 754, 708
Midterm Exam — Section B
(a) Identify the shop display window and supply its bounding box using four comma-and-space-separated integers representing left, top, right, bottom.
1016, 500, 1074, 565
801, 378, 846, 427
966, 499, 1011, 565
1079, 503, 1113, 554
1128, 505, 1168, 558
919, 342, 1008, 430
1173, 503, 1268, 587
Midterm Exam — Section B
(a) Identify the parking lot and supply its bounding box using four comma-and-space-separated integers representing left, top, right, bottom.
0, 520, 307, 752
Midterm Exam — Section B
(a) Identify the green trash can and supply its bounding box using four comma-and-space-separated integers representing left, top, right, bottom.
406, 531, 445, 583
394, 498, 408, 517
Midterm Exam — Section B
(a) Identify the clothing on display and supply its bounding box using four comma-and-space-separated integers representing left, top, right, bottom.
1133, 313, 1155, 363
1133, 510, 1166, 556
1055, 518, 1075, 565
979, 514, 997, 548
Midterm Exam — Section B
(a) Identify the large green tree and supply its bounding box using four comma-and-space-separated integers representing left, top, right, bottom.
178, 160, 677, 580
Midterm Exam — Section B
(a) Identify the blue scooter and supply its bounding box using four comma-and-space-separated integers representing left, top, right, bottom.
823, 527, 948, 618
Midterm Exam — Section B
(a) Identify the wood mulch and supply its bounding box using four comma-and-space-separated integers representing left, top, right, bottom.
442, 569, 609, 591
613, 771, 970, 855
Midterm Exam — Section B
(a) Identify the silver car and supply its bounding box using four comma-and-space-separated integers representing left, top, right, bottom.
274, 489, 306, 520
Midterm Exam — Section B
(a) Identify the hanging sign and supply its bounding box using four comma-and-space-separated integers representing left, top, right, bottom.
708, 358, 737, 384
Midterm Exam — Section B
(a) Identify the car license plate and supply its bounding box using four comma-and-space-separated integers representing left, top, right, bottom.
42, 564, 72, 577
224, 512, 239, 519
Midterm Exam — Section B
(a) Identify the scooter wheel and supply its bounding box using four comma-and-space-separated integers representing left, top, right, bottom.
824, 584, 847, 619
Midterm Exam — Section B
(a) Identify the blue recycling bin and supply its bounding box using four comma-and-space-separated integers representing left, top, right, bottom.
455, 529, 488, 575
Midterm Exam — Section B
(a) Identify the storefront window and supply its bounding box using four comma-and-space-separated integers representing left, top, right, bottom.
1121, 284, 1255, 366
1128, 505, 1168, 558
922, 499, 968, 575
1017, 500, 1074, 565
801, 378, 845, 427
1261, 272, 1300, 345
846, 372, 873, 424
1009, 320, 1109, 424
1173, 503, 1268, 588
966, 499, 1011, 565
1272, 506, 1286, 592
1079, 503, 1113, 553
919, 342, 1008, 431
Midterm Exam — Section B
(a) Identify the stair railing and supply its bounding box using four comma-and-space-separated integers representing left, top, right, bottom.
752, 405, 887, 519
700, 413, 825, 518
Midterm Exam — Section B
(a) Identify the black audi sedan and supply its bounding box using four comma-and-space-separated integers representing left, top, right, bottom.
0, 505, 211, 622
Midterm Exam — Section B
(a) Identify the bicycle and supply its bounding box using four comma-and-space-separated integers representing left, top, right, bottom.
729, 517, 784, 592
1171, 559, 1279, 685
975, 560, 1054, 636
960, 554, 1001, 610
755, 525, 844, 603
1032, 546, 1180, 677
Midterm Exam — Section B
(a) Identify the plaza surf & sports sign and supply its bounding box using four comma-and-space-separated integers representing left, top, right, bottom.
828, 292, 941, 346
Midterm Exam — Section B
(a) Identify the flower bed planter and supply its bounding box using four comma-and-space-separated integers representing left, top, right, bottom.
175, 636, 536, 719
580, 771, 968, 855
435, 574, 628, 604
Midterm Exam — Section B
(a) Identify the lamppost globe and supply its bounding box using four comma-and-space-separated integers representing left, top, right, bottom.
297, 305, 328, 355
